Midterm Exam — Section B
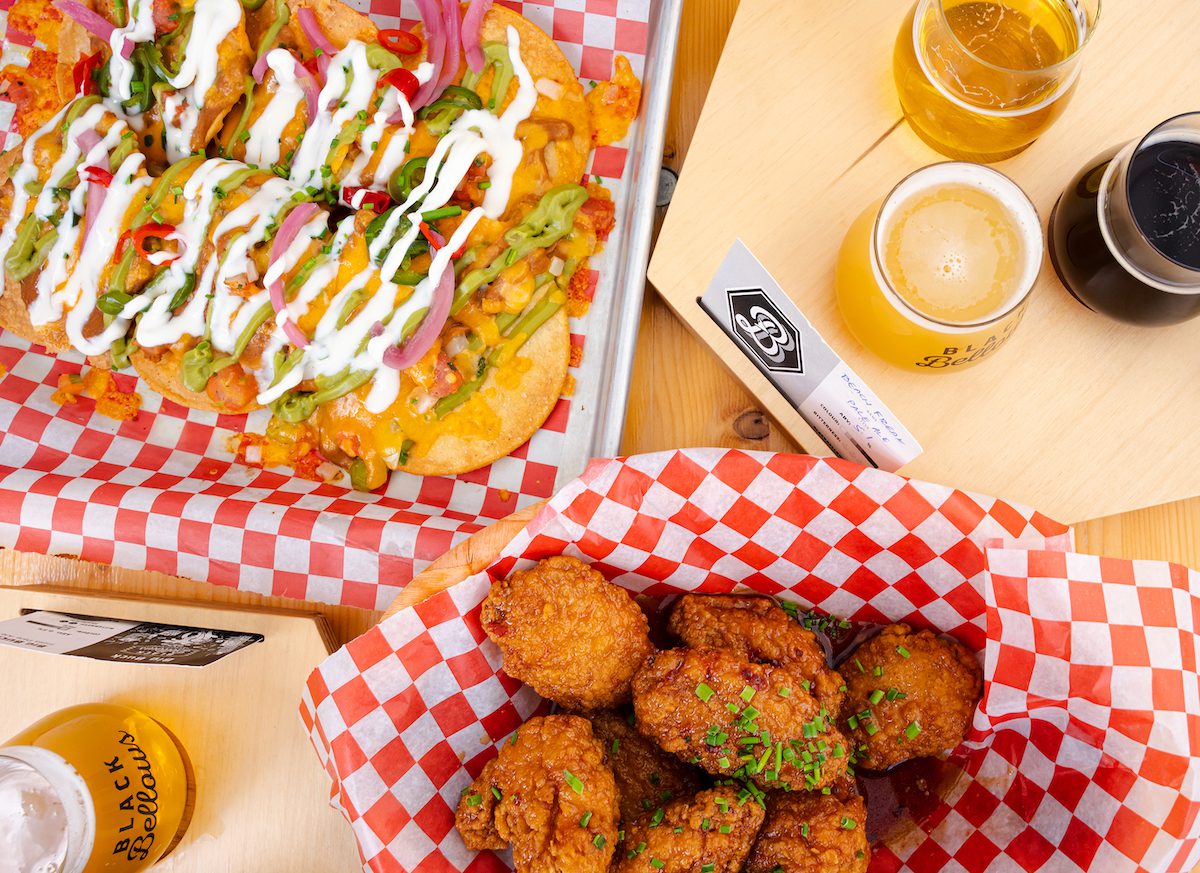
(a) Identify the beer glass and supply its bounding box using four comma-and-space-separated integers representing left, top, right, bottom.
1049, 113, 1200, 326
894, 0, 1101, 163
0, 704, 193, 873
836, 163, 1043, 372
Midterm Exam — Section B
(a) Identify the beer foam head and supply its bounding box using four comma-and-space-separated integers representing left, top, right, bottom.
0, 756, 69, 873
0, 750, 93, 873
875, 161, 1043, 326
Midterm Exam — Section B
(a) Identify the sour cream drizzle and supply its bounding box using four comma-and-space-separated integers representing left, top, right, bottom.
254, 26, 535, 413
0, 10, 543, 420
107, 0, 244, 162
244, 50, 307, 168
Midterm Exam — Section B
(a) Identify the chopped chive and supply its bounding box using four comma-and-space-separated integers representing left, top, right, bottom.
854, 658, 865, 673
740, 686, 755, 703
868, 689, 885, 705
865, 723, 879, 737
465, 793, 482, 807
779, 687, 791, 698
611, 738, 620, 754
579, 811, 592, 827
479, 180, 491, 189
841, 816, 857, 829
649, 807, 664, 828
650, 860, 664, 870
593, 834, 605, 849
873, 665, 883, 677
421, 204, 463, 222
801, 822, 810, 838
563, 770, 584, 795
491, 786, 502, 800
695, 683, 714, 701
897, 645, 911, 658
719, 824, 732, 834
905, 721, 922, 740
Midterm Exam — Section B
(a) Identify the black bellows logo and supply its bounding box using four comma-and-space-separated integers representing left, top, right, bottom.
727, 288, 803, 374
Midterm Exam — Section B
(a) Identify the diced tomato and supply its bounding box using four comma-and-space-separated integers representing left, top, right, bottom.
377, 28, 422, 56
341, 186, 391, 213
206, 365, 258, 411
578, 196, 616, 243
152, 0, 182, 33
429, 353, 462, 400
381, 67, 419, 103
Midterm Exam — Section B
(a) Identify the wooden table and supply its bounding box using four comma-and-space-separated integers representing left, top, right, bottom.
4, 0, 1199, 643
0, 3, 1196, 869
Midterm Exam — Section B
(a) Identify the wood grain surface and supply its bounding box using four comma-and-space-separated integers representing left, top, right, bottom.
0, 4, 1196, 869
0, 587, 361, 872
646, 0, 1200, 524
0, 0, 1192, 639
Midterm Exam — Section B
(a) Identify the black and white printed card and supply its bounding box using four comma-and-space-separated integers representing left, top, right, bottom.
0, 611, 263, 666
700, 240, 923, 472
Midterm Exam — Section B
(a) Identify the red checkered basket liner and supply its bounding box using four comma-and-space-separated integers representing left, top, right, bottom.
0, 0, 650, 609
299, 449, 1200, 872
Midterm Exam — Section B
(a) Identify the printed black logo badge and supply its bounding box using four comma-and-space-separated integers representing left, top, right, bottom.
726, 288, 803, 374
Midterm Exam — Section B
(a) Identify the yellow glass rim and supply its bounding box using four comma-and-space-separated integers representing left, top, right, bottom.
870, 162, 1043, 330
928, 0, 1102, 77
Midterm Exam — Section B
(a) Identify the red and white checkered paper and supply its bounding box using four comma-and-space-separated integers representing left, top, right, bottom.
301, 449, 1200, 872
0, 0, 650, 609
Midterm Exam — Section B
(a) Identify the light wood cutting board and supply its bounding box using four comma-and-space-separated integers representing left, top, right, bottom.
0, 586, 360, 873
647, 0, 1200, 524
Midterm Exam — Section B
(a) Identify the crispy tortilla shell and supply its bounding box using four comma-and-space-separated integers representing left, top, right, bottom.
401, 305, 569, 476
129, 340, 263, 415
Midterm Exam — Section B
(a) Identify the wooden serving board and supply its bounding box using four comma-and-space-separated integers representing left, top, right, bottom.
647, 0, 1200, 524
0, 586, 360, 873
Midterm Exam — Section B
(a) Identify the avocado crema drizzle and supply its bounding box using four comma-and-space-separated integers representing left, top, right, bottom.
2, 10, 595, 470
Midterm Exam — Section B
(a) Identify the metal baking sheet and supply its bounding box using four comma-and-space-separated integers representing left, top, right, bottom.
560, 0, 683, 486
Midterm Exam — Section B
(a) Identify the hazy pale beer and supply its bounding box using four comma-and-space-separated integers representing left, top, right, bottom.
836, 163, 1043, 371
894, 0, 1100, 162
0, 704, 193, 873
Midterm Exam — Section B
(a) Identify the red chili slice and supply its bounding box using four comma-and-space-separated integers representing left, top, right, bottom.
133, 222, 179, 262
418, 221, 441, 250
342, 186, 391, 212
72, 51, 102, 96
378, 28, 422, 56
380, 67, 420, 103
81, 165, 113, 187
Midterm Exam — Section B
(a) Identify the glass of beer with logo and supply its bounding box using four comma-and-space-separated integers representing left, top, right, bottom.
1049, 112, 1200, 325
894, 0, 1101, 163
836, 163, 1043, 372
0, 704, 193, 873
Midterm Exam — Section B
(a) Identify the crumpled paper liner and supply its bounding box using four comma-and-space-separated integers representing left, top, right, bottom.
301, 450, 1200, 872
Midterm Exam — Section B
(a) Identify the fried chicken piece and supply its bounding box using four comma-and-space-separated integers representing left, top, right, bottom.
481, 556, 655, 710
456, 758, 506, 850
746, 790, 870, 873
632, 648, 850, 792
668, 594, 846, 714
838, 623, 983, 771
587, 710, 706, 824
454, 715, 619, 872
611, 787, 765, 873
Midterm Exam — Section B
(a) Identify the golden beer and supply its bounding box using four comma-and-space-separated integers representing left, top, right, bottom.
836, 163, 1042, 372
894, 0, 1100, 162
1, 704, 193, 873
